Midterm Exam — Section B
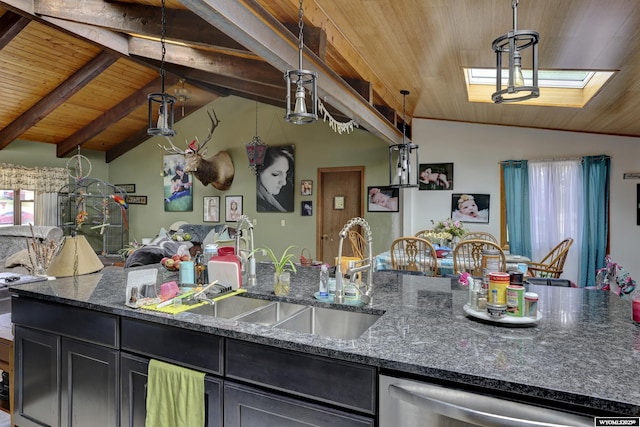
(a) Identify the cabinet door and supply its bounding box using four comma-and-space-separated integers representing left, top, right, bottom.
120, 353, 223, 427
224, 382, 374, 427
60, 338, 118, 427
13, 325, 61, 427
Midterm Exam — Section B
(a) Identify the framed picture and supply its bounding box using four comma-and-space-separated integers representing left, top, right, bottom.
451, 193, 490, 223
163, 154, 193, 212
256, 145, 295, 212
125, 195, 147, 205
203, 196, 220, 222
301, 201, 313, 216
419, 163, 453, 190
225, 195, 243, 222
367, 186, 399, 212
301, 180, 313, 195
116, 184, 136, 193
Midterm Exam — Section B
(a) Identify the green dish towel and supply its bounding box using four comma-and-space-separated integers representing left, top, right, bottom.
145, 359, 205, 427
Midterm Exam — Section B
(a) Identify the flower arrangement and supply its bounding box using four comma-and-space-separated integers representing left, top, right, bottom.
423, 231, 453, 244
431, 218, 466, 239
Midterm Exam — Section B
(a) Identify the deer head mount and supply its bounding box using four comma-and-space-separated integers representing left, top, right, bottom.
158, 108, 235, 191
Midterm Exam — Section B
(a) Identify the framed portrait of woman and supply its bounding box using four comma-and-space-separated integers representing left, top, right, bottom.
225, 195, 243, 222
256, 145, 295, 212
451, 193, 490, 223
203, 196, 220, 222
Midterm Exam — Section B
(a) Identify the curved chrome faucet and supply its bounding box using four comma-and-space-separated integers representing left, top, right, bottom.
235, 215, 256, 286
335, 217, 374, 305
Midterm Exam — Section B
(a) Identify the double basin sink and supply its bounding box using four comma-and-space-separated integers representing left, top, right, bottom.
186, 294, 384, 340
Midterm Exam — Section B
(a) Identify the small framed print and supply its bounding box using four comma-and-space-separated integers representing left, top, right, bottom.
301, 201, 312, 216
367, 186, 399, 212
334, 196, 345, 210
203, 196, 220, 222
225, 195, 243, 222
116, 184, 136, 193
125, 195, 147, 205
301, 179, 313, 195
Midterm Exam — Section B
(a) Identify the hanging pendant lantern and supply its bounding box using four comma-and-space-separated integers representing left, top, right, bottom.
389, 90, 419, 188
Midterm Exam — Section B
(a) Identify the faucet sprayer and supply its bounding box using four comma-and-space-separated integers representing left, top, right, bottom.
335, 217, 374, 305
236, 215, 256, 286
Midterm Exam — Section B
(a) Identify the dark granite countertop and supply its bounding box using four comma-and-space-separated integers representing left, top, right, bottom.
9, 263, 640, 416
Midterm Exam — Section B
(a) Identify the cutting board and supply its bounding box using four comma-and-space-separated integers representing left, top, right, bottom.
208, 258, 241, 290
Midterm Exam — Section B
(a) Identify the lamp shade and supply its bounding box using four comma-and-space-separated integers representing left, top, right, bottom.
46, 235, 104, 277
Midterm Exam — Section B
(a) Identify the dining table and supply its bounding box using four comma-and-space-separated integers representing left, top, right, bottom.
374, 250, 530, 276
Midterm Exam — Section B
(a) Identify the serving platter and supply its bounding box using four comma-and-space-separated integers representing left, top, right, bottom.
463, 303, 542, 325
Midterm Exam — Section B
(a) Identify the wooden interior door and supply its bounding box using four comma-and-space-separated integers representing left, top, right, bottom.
316, 167, 364, 265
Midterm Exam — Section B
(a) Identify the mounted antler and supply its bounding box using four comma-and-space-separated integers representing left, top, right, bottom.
158, 108, 235, 191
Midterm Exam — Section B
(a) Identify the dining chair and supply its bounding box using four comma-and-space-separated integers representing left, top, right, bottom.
413, 229, 433, 239
390, 237, 439, 276
348, 230, 367, 260
453, 239, 506, 277
461, 231, 498, 244
527, 238, 574, 278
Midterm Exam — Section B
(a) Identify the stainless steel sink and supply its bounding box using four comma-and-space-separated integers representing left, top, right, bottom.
274, 306, 383, 340
186, 295, 271, 319
184, 295, 383, 340
235, 301, 306, 325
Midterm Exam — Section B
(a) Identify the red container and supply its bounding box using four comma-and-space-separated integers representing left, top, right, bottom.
217, 246, 235, 256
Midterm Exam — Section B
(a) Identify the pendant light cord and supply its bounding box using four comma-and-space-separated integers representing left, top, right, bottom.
160, 0, 167, 93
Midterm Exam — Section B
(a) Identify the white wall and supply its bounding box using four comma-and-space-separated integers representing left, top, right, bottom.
406, 118, 640, 283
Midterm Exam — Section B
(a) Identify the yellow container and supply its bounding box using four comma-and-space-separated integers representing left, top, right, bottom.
488, 272, 510, 305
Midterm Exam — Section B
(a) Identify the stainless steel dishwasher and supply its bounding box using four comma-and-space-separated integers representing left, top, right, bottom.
379, 375, 593, 427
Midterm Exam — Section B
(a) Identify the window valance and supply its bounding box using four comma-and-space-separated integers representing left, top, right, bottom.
0, 163, 68, 193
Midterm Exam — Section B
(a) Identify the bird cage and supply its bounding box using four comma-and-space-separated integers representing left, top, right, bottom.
57, 178, 129, 256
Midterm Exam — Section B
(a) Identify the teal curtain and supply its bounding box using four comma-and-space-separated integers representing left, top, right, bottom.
502, 160, 532, 259
580, 155, 610, 287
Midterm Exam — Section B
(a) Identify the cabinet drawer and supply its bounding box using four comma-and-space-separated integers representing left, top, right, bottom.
226, 339, 376, 414
12, 297, 118, 348
225, 381, 374, 427
121, 318, 223, 375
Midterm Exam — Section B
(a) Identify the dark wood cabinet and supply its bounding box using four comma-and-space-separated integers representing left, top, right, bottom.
120, 352, 223, 427
224, 381, 374, 427
13, 325, 60, 427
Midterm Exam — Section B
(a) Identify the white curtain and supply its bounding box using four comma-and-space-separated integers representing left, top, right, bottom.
528, 159, 583, 283
35, 193, 58, 226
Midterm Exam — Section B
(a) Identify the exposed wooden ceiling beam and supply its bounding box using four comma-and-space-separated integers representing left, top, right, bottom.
129, 38, 283, 88
56, 76, 180, 157
0, 10, 29, 49
33, 0, 249, 54
179, 0, 403, 146
0, 50, 117, 150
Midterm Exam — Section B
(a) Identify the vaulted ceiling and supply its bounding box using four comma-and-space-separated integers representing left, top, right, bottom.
1, 0, 639, 163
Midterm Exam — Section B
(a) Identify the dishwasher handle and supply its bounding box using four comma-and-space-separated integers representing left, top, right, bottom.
388, 383, 592, 427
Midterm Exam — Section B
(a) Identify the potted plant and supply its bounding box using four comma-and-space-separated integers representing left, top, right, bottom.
254, 245, 297, 296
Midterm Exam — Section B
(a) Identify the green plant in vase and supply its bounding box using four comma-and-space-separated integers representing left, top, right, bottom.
254, 245, 297, 296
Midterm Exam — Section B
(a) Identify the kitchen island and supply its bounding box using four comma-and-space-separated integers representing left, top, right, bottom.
8, 263, 640, 425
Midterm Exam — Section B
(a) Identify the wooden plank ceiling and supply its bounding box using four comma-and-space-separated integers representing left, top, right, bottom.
1, 0, 639, 162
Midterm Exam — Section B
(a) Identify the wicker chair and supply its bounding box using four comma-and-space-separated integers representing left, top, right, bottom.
453, 239, 506, 277
527, 238, 574, 278
390, 237, 439, 276
461, 231, 498, 244
348, 230, 367, 260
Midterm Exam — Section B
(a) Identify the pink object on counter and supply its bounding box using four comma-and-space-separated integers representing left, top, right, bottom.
160, 281, 179, 300
632, 298, 640, 323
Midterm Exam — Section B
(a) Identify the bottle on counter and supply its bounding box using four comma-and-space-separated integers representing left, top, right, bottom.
319, 264, 329, 297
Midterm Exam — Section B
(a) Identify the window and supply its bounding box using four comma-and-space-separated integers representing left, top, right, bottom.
0, 190, 35, 226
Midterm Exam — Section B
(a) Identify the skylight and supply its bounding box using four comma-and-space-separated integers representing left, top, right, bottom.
464, 68, 615, 107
